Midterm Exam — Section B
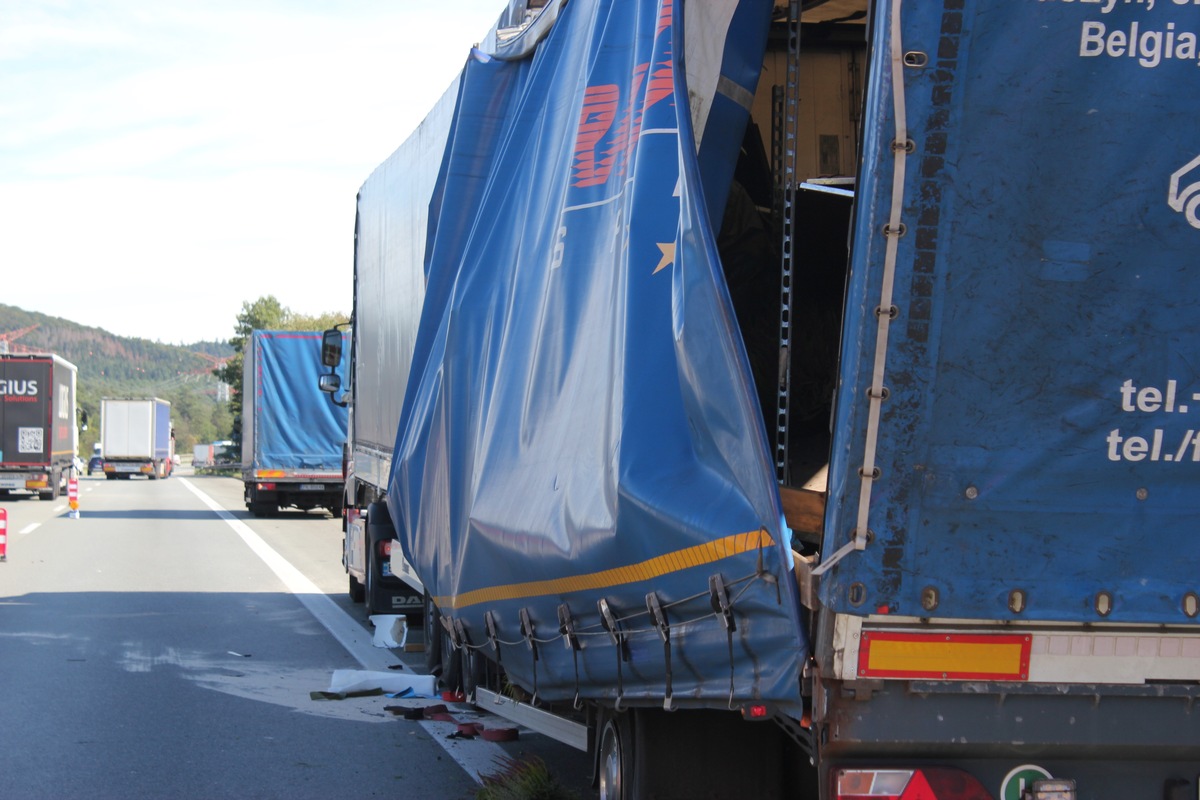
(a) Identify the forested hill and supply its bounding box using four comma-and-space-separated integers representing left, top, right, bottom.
0, 303, 235, 453
0, 303, 230, 384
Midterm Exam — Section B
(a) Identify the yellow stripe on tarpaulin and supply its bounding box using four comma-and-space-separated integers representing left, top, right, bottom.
433, 528, 775, 610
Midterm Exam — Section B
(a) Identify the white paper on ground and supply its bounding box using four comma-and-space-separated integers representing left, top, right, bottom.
326, 669, 436, 696
370, 614, 408, 648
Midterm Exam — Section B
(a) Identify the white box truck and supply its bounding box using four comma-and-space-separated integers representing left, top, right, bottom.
100, 398, 173, 480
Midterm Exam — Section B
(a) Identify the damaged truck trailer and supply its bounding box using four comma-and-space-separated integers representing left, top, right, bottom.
321, 0, 1200, 797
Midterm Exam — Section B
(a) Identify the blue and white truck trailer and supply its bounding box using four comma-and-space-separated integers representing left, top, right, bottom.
240, 330, 347, 518
0, 352, 77, 500
323, 0, 1200, 796
100, 397, 173, 480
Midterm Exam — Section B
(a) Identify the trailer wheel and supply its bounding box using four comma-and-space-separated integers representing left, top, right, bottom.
460, 644, 486, 701
598, 713, 633, 800
440, 628, 463, 695
39, 474, 61, 501
423, 594, 441, 674
348, 573, 365, 603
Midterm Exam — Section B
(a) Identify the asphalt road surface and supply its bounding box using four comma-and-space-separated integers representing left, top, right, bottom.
0, 469, 595, 800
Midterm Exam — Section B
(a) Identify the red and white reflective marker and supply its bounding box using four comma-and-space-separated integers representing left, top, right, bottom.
0, 507, 7, 561
68, 477, 80, 518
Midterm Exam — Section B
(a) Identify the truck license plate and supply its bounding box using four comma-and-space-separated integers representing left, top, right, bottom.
299, 484, 325, 491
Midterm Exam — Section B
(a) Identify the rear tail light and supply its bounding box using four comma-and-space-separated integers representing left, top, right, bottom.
379, 540, 392, 558
835, 768, 992, 800
257, 482, 277, 491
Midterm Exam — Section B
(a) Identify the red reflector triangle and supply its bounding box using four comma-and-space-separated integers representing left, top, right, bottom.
899, 771, 937, 800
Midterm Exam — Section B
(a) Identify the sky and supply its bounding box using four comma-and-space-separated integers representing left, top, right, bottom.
0, 0, 507, 345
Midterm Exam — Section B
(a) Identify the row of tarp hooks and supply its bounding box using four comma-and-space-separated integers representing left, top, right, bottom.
444, 565, 760, 715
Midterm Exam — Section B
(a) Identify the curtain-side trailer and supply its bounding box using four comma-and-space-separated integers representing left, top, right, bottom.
326, 1, 1200, 797
241, 330, 347, 518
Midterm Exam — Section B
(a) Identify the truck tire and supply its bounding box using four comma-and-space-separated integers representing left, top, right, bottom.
348, 573, 365, 603
440, 627, 462, 695
39, 472, 61, 501
423, 594, 442, 673
460, 644, 486, 701
422, 597, 464, 693
597, 712, 635, 800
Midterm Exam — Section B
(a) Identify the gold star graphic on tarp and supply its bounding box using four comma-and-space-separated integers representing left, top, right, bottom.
653, 242, 675, 274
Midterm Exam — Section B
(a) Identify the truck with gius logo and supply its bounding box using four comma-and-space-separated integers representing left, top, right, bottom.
0, 353, 77, 500
100, 397, 174, 480
322, 0, 1200, 797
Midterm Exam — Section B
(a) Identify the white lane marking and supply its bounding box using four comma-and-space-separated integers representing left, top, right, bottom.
19, 524, 38, 535
177, 478, 505, 782
53, 504, 66, 513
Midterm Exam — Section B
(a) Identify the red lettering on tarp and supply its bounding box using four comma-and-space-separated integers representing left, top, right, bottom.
574, 85, 619, 187
3, 396, 37, 403
656, 0, 672, 37
644, 60, 673, 110
600, 66, 643, 184
570, 5, 675, 191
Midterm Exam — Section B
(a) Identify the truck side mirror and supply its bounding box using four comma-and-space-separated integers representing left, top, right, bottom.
321, 329, 343, 368
319, 373, 342, 394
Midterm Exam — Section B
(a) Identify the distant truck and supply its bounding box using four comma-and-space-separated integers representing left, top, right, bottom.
192, 443, 213, 468
0, 353, 78, 500
101, 397, 174, 480
241, 330, 346, 518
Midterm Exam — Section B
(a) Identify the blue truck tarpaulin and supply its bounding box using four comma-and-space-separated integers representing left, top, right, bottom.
249, 331, 348, 472
821, 1, 1200, 625
387, 0, 808, 709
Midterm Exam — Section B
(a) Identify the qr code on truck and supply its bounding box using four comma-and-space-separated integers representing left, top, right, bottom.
18, 427, 43, 453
